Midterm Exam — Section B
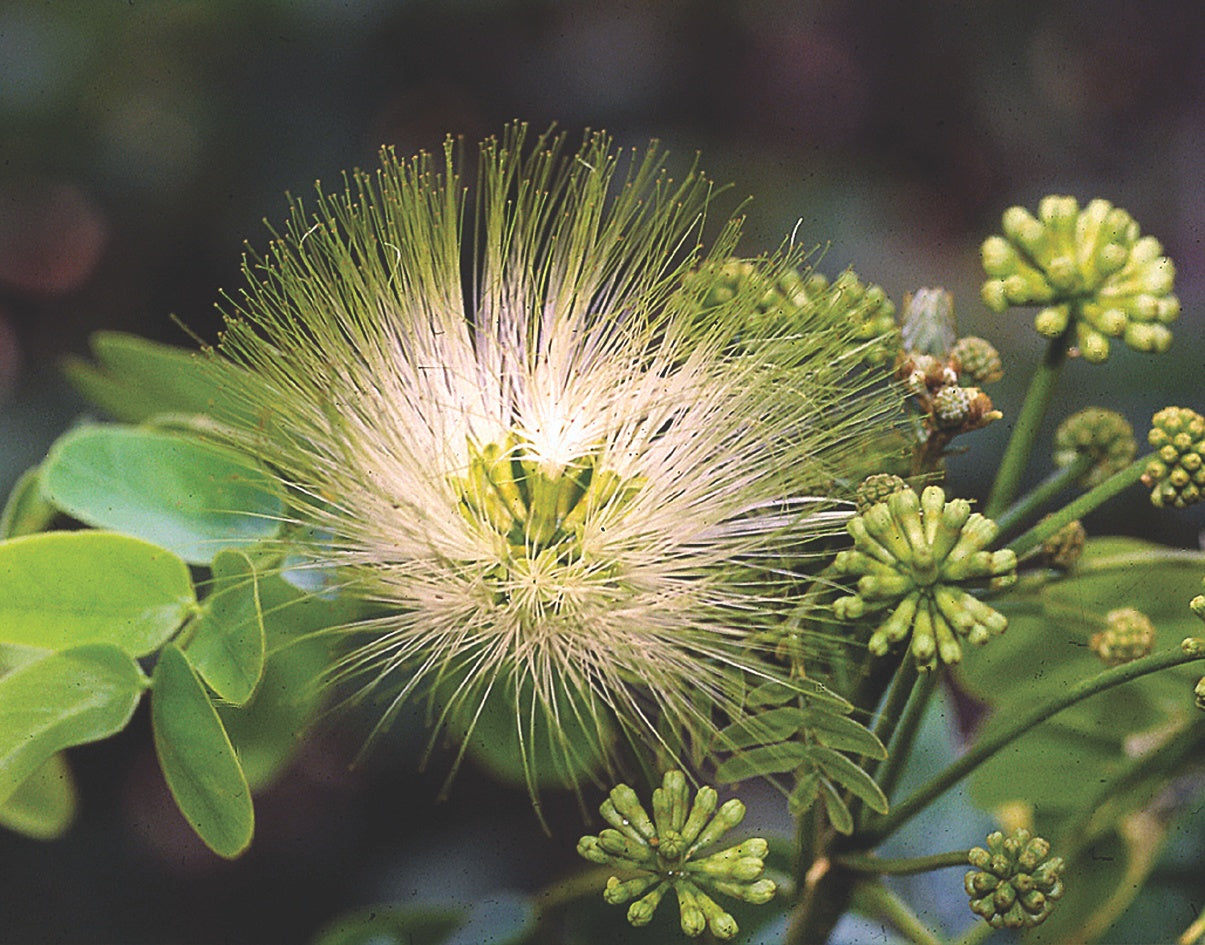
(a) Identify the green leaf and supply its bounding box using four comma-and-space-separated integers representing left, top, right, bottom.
0, 753, 76, 840
802, 709, 888, 760
715, 741, 812, 782
0, 644, 146, 804
818, 776, 854, 834
62, 331, 228, 424
715, 706, 809, 749
313, 905, 466, 945
804, 745, 889, 814
151, 644, 254, 858
41, 424, 285, 565
788, 769, 821, 815
0, 466, 56, 539
217, 573, 345, 791
184, 550, 265, 706
0, 530, 195, 655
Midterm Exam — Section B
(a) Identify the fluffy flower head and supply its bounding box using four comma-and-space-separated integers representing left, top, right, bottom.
210, 127, 895, 792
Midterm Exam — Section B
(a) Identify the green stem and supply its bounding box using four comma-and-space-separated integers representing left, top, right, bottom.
1006, 454, 1150, 559
984, 332, 1071, 520
857, 642, 1205, 846
865, 669, 939, 826
992, 452, 1092, 538
851, 881, 946, 945
837, 849, 970, 876
868, 656, 919, 759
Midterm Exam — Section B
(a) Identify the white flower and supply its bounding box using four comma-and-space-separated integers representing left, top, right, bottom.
212, 126, 895, 794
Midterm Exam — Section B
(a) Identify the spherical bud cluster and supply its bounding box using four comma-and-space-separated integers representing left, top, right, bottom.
980, 196, 1179, 362
1090, 607, 1156, 666
683, 260, 898, 365
1039, 518, 1086, 570
930, 385, 1002, 432
1053, 408, 1136, 488
965, 829, 1065, 929
577, 771, 775, 940
949, 336, 1004, 385
832, 486, 1016, 671
856, 474, 910, 513
1143, 407, 1205, 509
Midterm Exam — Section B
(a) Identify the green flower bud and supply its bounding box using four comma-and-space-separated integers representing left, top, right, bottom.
834, 485, 1014, 670
930, 385, 1003, 433
1053, 408, 1136, 488
1090, 607, 1156, 666
1039, 518, 1087, 570
965, 829, 1065, 930
1182, 637, 1205, 658
626, 882, 669, 926
1195, 677, 1205, 711
949, 336, 1004, 385
578, 771, 776, 931
1143, 407, 1205, 508
980, 196, 1179, 359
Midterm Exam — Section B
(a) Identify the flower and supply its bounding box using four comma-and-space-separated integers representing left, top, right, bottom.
980, 195, 1179, 362
832, 486, 1016, 671
577, 770, 775, 940
965, 829, 1065, 929
207, 127, 897, 791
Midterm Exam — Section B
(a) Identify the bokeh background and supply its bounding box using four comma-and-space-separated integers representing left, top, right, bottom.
1, 2, 1202, 942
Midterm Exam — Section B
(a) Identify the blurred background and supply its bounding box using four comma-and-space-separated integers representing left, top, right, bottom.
0, 1, 1202, 942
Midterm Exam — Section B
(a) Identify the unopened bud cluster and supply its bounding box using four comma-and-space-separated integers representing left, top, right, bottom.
1143, 407, 1205, 508
683, 260, 898, 365
1090, 607, 1156, 666
577, 771, 775, 940
1039, 518, 1086, 570
1053, 408, 1136, 488
981, 196, 1179, 362
965, 829, 1065, 929
856, 473, 910, 513
832, 486, 1016, 671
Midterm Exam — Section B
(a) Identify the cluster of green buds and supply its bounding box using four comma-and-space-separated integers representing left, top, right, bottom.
981, 195, 1179, 362
1090, 607, 1156, 666
577, 771, 775, 940
1039, 517, 1086, 570
682, 258, 899, 365
855, 473, 911, 513
894, 289, 1003, 440
1143, 407, 1205, 509
965, 829, 1065, 929
832, 485, 1016, 671
1053, 407, 1137, 488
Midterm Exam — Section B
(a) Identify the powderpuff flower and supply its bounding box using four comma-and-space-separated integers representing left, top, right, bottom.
209, 126, 896, 797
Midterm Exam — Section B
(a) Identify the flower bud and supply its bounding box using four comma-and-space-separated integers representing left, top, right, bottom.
1090, 607, 1156, 666
1053, 408, 1136, 488
965, 829, 1065, 929
1144, 407, 1205, 508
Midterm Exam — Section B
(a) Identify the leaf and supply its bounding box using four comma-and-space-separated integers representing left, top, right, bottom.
217, 573, 346, 791
802, 709, 888, 760
184, 550, 265, 705
0, 644, 146, 804
788, 769, 821, 815
41, 424, 285, 565
715, 706, 810, 750
818, 776, 854, 835
62, 331, 229, 424
0, 531, 195, 655
804, 745, 889, 814
151, 644, 254, 858
716, 741, 812, 782
0, 753, 76, 840
313, 905, 466, 945
0, 466, 56, 539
